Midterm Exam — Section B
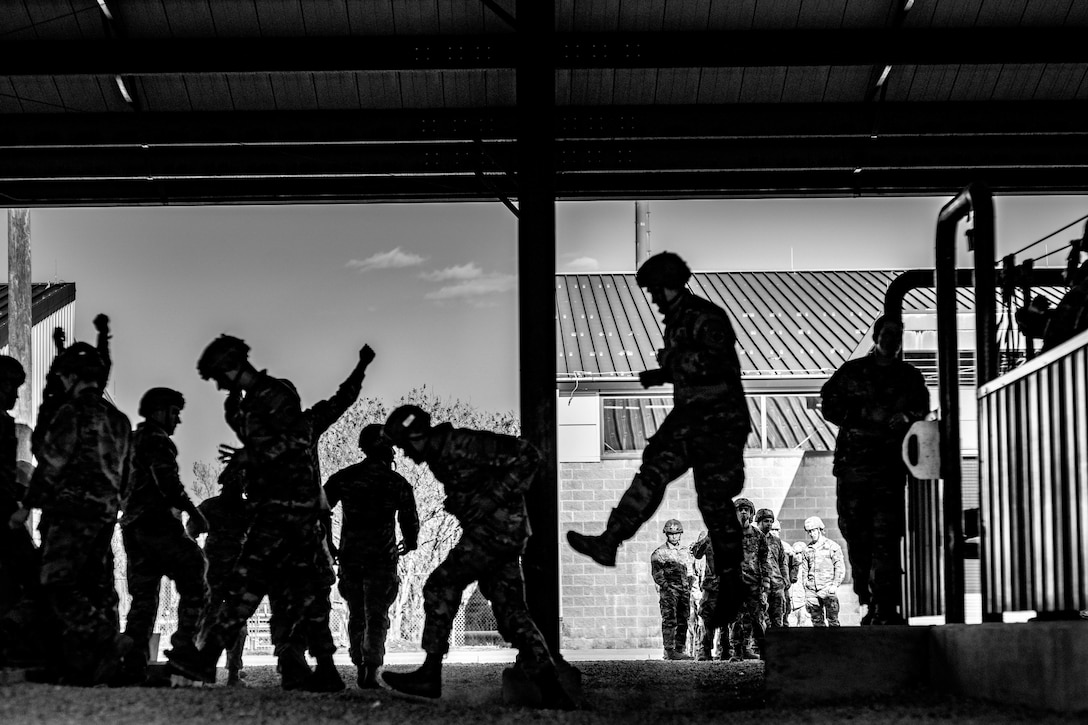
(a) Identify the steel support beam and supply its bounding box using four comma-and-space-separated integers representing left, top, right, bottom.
4, 29, 1087, 75
516, 1, 560, 653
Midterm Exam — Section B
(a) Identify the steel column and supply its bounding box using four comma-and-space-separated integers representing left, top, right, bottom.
516, 0, 560, 654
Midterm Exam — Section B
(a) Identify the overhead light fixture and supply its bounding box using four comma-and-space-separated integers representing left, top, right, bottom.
114, 75, 133, 104
96, 0, 114, 20
903, 0, 915, 11
876, 65, 892, 88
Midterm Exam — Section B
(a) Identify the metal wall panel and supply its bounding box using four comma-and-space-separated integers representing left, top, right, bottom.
978, 329, 1088, 615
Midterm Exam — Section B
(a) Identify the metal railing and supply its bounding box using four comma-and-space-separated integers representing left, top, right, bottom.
978, 327, 1088, 616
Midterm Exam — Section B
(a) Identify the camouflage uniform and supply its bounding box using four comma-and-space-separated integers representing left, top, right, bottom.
728, 524, 768, 657
821, 352, 928, 618
764, 533, 790, 628
23, 387, 131, 683
268, 368, 365, 661
325, 458, 419, 668
1, 410, 38, 618
199, 372, 327, 661
604, 290, 750, 623
0, 410, 45, 665
415, 424, 559, 678
691, 534, 722, 658
650, 540, 694, 656
187, 479, 250, 674
121, 419, 209, 668
798, 536, 845, 626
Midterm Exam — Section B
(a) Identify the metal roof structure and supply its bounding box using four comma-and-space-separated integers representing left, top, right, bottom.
556, 269, 1065, 380
3, 1, 1088, 206
0, 282, 76, 347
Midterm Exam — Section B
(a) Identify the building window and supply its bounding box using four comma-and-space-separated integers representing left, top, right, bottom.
601, 394, 835, 456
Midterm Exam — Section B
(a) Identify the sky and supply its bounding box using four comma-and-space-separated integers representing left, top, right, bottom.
6, 194, 1087, 483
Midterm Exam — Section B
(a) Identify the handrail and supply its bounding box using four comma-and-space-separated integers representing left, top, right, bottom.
978, 326, 1088, 394
934, 182, 995, 624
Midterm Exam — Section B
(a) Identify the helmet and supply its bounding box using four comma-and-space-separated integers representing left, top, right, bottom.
139, 387, 185, 417
663, 519, 683, 535
804, 516, 825, 531
358, 423, 392, 457
756, 508, 775, 523
52, 342, 105, 379
636, 251, 691, 289
734, 497, 755, 514
197, 335, 250, 379
0, 355, 26, 384
384, 405, 431, 446
792, 541, 807, 555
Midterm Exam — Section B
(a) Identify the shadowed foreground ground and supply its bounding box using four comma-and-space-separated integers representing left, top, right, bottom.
0, 660, 1080, 724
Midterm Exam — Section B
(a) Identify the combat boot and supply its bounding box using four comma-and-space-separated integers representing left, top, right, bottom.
742, 647, 761, 660
226, 668, 248, 687
533, 662, 582, 710
667, 648, 693, 660
278, 645, 313, 690
696, 647, 713, 661
565, 530, 618, 567
381, 653, 442, 699
727, 644, 744, 663
302, 656, 346, 693
93, 634, 134, 686
166, 642, 220, 684
357, 664, 380, 689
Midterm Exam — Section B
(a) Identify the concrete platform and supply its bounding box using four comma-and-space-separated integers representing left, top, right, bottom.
764, 623, 1088, 714
763, 625, 931, 705
929, 622, 1088, 714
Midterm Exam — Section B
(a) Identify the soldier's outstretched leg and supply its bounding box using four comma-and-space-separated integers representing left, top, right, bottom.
382, 542, 479, 699
567, 415, 690, 567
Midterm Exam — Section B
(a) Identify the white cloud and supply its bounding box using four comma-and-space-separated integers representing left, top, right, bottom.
565, 256, 600, 271
345, 246, 426, 273
424, 273, 516, 300
419, 262, 482, 282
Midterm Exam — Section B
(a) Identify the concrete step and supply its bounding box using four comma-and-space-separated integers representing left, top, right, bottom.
763, 622, 1088, 714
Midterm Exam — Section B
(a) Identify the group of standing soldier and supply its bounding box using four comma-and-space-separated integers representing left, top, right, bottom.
1, 248, 935, 704
0, 315, 581, 708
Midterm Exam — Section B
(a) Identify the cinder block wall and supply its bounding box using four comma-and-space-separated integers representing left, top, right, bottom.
560, 450, 860, 649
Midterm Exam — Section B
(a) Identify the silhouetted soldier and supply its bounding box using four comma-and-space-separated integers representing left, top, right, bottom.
0, 355, 41, 666
325, 423, 419, 688
380, 404, 580, 709
185, 460, 250, 686
727, 498, 767, 661
567, 251, 750, 629
691, 531, 722, 660
11, 343, 133, 685
650, 519, 694, 660
756, 508, 790, 628
169, 335, 332, 690
32, 314, 111, 460
119, 387, 209, 685
820, 315, 928, 625
257, 343, 374, 692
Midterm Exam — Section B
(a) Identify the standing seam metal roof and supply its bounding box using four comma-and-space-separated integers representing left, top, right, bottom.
555, 270, 1066, 378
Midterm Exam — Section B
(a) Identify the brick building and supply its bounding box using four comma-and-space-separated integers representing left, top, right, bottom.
555, 269, 1058, 648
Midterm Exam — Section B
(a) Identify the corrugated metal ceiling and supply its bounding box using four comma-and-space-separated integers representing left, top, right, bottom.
2, 1, 1088, 204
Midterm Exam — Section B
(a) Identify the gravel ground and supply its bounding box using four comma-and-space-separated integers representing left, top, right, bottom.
0, 661, 1081, 725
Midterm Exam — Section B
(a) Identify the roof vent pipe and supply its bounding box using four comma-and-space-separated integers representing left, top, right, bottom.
635, 201, 652, 269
